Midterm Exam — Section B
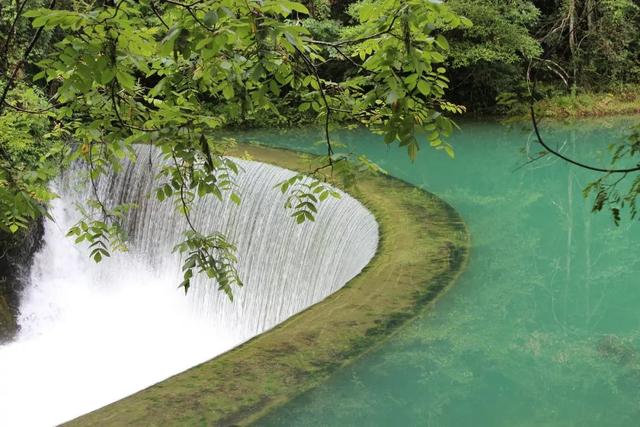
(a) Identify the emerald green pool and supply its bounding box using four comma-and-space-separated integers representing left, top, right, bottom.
241, 118, 640, 426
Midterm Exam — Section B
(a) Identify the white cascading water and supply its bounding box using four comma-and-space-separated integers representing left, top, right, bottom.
0, 146, 378, 426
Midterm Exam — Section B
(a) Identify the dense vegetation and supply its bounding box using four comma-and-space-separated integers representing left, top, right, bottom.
299, 0, 640, 114
0, 0, 639, 302
0, 0, 467, 300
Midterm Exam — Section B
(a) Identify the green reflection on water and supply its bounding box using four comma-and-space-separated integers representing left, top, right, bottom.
240, 117, 640, 427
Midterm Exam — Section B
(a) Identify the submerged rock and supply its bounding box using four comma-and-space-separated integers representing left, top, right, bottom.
0, 220, 44, 342
596, 335, 637, 366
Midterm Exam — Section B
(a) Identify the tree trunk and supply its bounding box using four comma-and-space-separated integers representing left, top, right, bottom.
568, 0, 578, 87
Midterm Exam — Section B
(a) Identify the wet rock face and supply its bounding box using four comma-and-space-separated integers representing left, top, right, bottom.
0, 220, 44, 342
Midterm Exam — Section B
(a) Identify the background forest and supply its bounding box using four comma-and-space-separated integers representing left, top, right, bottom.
292, 0, 640, 115
1, 0, 640, 335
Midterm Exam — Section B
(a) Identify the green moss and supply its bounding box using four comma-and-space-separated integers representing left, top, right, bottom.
66, 144, 470, 427
536, 86, 640, 118
0, 294, 17, 340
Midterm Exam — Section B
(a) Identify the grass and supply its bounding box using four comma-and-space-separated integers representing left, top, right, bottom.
65, 144, 470, 427
535, 85, 640, 118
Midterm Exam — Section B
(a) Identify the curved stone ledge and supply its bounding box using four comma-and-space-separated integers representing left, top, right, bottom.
66, 144, 470, 427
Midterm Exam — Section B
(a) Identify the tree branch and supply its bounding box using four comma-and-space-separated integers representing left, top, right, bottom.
292, 44, 334, 163
0, 0, 29, 74
150, 1, 169, 29
0, 0, 57, 118
528, 60, 640, 174
303, 9, 403, 47
530, 104, 640, 173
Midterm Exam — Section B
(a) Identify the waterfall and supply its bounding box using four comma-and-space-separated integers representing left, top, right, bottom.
0, 146, 379, 426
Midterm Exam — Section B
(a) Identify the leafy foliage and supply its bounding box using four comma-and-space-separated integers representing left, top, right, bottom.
444, 0, 542, 112
66, 201, 135, 262
537, 0, 640, 89
277, 173, 341, 223
2, 0, 640, 296
0, 83, 62, 233
173, 230, 242, 298
0, 0, 470, 297
447, 0, 542, 68
583, 125, 640, 225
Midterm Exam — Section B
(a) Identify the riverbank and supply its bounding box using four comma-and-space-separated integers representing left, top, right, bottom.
534, 86, 640, 119
66, 143, 470, 426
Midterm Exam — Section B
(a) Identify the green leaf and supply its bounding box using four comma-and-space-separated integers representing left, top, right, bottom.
222, 84, 234, 100
435, 35, 449, 50
444, 145, 455, 159
408, 142, 419, 161
99, 68, 115, 85
161, 26, 182, 55
116, 70, 135, 91
283, 32, 299, 47
384, 130, 396, 144
31, 15, 48, 28
204, 11, 218, 27
288, 1, 310, 14
417, 80, 431, 96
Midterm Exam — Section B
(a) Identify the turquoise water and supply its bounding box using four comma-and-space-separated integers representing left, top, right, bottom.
240, 118, 640, 426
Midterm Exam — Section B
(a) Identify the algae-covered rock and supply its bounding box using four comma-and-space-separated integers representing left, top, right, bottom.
0, 295, 17, 339
0, 220, 44, 343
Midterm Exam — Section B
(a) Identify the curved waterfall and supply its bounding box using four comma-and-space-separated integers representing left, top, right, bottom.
0, 146, 378, 426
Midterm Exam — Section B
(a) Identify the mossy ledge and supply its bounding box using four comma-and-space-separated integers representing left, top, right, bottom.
66, 144, 470, 427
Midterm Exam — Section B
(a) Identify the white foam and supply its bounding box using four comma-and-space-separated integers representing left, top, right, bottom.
0, 148, 378, 426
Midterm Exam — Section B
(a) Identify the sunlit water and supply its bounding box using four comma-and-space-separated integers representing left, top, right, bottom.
237, 118, 640, 427
0, 153, 378, 426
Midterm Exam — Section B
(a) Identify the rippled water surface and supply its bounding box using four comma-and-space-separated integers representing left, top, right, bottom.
239, 117, 640, 427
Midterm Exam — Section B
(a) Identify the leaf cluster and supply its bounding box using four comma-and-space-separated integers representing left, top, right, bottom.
0, 0, 469, 296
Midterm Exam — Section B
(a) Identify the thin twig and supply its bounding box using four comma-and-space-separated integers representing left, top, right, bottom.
0, 0, 29, 74
88, 140, 113, 222
110, 82, 155, 132
527, 55, 640, 174
0, 0, 58, 118
150, 1, 169, 29
94, 0, 127, 25
2, 98, 67, 114
170, 148, 199, 233
530, 104, 640, 173
161, 0, 206, 7
292, 44, 334, 163
303, 9, 403, 48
